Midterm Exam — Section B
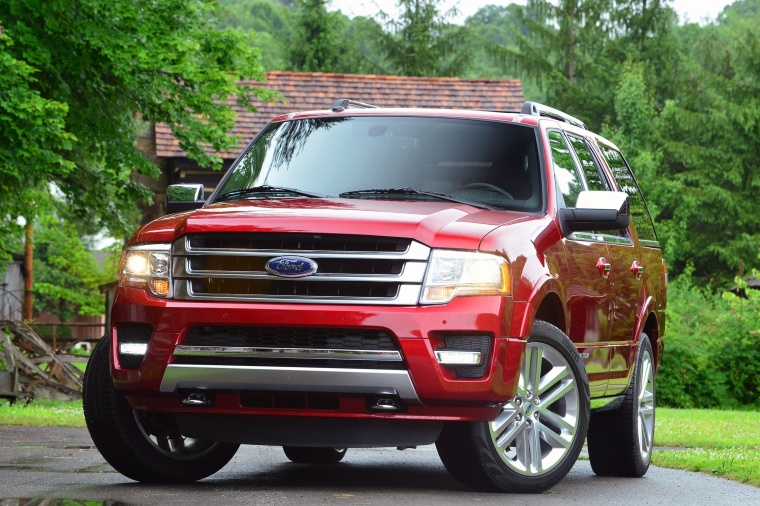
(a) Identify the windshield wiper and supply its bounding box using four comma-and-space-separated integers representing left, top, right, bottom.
215, 185, 325, 202
339, 187, 494, 210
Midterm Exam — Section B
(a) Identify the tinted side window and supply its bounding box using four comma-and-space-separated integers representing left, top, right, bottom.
599, 146, 658, 243
567, 135, 608, 191
548, 131, 582, 207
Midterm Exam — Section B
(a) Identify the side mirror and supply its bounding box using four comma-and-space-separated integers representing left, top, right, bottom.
166, 184, 205, 215
560, 191, 630, 233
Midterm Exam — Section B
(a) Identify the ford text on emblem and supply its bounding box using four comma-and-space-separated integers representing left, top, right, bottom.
265, 256, 318, 278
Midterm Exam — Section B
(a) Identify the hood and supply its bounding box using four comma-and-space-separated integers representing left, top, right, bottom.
133, 198, 538, 250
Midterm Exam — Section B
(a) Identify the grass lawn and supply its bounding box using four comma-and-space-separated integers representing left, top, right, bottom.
0, 400, 757, 486
0, 398, 85, 427
653, 408, 760, 487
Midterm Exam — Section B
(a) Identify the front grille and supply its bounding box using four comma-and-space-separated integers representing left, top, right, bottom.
183, 326, 397, 350
188, 234, 410, 252
190, 279, 399, 298
171, 233, 430, 305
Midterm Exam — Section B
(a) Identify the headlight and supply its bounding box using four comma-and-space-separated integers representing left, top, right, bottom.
119, 244, 172, 297
421, 250, 510, 304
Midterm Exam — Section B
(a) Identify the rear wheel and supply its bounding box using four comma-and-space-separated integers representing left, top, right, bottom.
588, 333, 655, 477
83, 334, 239, 482
282, 446, 347, 464
436, 320, 590, 493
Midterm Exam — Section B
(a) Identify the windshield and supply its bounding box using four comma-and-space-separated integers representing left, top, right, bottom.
213, 116, 543, 211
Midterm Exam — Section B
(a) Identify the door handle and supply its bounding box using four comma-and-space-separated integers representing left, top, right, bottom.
596, 258, 611, 279
631, 261, 644, 280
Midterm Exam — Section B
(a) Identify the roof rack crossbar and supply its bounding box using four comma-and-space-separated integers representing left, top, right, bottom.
331, 99, 378, 112
521, 101, 587, 130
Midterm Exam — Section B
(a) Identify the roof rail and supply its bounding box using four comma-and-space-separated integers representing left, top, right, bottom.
331, 99, 377, 112
521, 101, 587, 130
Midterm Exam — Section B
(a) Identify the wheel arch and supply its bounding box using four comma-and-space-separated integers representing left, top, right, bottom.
641, 310, 661, 372
533, 291, 567, 336
635, 295, 662, 372
511, 284, 566, 339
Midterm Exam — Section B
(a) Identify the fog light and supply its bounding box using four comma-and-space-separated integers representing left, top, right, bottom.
119, 342, 148, 355
435, 350, 482, 365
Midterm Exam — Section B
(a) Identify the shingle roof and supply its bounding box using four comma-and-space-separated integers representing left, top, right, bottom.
154, 71, 524, 159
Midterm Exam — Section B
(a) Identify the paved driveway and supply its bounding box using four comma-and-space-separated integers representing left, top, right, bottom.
1, 426, 758, 505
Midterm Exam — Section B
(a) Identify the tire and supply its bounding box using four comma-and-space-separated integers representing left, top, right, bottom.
282, 446, 347, 464
436, 320, 590, 493
587, 333, 655, 477
83, 334, 239, 482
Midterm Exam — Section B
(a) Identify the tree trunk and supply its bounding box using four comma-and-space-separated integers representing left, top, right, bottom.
23, 222, 34, 321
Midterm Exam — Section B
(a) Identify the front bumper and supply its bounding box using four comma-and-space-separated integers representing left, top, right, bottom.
110, 287, 526, 422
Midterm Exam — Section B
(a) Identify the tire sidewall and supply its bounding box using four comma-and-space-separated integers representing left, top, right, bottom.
473, 320, 590, 493
83, 334, 238, 482
632, 333, 655, 470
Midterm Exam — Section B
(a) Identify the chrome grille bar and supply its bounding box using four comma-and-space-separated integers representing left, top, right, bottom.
182, 260, 427, 283
172, 234, 431, 304
173, 346, 403, 361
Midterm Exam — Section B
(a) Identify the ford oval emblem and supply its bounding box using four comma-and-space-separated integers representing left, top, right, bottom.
265, 256, 318, 278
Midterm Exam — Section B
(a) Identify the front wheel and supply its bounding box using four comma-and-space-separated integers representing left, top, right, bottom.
83, 335, 239, 482
282, 446, 347, 464
436, 320, 590, 493
587, 333, 655, 477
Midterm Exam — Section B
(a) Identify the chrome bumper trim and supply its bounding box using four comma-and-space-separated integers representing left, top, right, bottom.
173, 345, 403, 361
159, 364, 421, 402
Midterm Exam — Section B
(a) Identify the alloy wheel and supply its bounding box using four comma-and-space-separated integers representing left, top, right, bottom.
488, 341, 581, 476
637, 349, 655, 460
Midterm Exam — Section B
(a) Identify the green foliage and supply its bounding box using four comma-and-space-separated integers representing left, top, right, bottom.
655, 408, 760, 448
32, 213, 115, 322
287, 0, 340, 71
469, 0, 681, 130
0, 398, 85, 427
601, 60, 663, 223
653, 23, 760, 282
653, 408, 760, 486
653, 446, 760, 486
0, 34, 76, 265
217, 0, 386, 74
658, 267, 760, 409
217, 0, 295, 69
0, 0, 272, 260
375, 0, 472, 77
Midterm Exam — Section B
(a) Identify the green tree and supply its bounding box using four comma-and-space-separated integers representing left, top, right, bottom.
463, 4, 523, 79
288, 0, 341, 71
217, 0, 295, 70
653, 23, 760, 282
335, 14, 390, 74
375, 0, 472, 77
33, 213, 114, 323
217, 0, 386, 74
0, 0, 273, 265
480, 0, 676, 130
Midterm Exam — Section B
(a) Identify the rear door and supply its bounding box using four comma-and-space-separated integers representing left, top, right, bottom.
595, 143, 659, 395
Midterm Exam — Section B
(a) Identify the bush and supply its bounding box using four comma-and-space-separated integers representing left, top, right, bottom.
658, 270, 760, 409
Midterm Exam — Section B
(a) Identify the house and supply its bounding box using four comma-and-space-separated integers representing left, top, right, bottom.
136, 71, 525, 222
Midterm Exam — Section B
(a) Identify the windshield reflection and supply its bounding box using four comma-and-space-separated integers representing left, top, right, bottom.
215, 116, 542, 212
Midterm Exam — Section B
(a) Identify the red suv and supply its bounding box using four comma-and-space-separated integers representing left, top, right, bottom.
84, 100, 666, 493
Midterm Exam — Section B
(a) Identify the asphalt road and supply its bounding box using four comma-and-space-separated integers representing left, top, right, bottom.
1, 426, 758, 505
